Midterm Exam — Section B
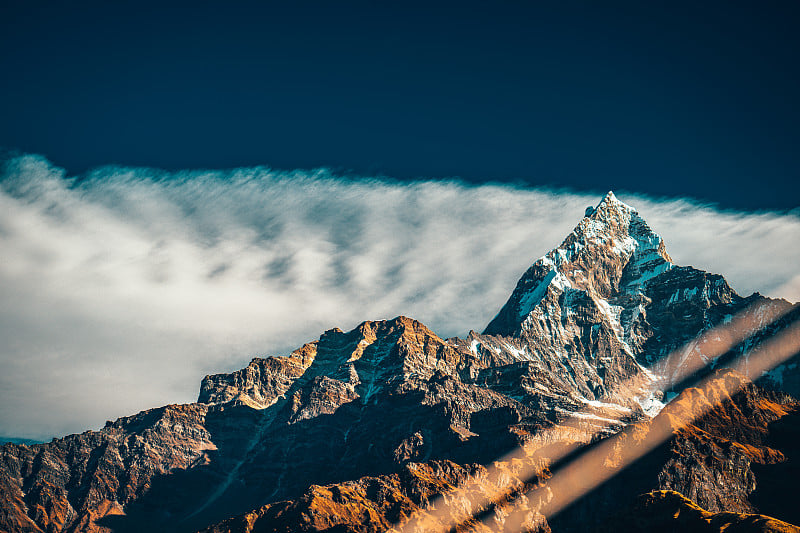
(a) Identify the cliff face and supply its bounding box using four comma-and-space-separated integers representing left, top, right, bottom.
1, 192, 797, 533
0, 403, 216, 532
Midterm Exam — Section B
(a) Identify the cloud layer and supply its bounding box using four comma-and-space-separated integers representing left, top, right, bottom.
1, 154, 797, 439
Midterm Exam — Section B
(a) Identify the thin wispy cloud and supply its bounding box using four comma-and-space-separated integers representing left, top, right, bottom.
0, 154, 797, 440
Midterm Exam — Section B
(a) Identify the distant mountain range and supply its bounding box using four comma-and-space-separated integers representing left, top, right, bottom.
1, 192, 798, 533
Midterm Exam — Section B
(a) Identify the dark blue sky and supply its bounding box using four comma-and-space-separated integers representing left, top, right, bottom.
1, 0, 798, 210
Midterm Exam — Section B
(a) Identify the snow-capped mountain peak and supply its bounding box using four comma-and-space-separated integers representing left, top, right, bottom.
484, 191, 672, 338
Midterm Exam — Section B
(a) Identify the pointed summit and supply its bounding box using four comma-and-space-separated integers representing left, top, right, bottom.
484, 193, 673, 337
579, 190, 672, 264
600, 190, 625, 204
588, 190, 638, 223
600, 190, 622, 205
583, 191, 631, 219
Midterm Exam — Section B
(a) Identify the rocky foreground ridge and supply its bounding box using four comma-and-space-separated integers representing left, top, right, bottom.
1, 192, 798, 533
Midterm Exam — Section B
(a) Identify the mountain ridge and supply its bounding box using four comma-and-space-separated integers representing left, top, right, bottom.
1, 192, 798, 533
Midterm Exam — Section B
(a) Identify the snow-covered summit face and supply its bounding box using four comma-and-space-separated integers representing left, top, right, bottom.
484, 191, 673, 338
482, 190, 796, 405
572, 191, 674, 292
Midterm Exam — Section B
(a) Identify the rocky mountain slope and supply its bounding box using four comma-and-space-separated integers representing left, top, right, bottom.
1, 192, 797, 533
599, 490, 800, 533
198, 368, 800, 533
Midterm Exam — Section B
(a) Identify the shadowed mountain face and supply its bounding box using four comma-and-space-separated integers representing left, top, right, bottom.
599, 490, 800, 533
1, 192, 798, 533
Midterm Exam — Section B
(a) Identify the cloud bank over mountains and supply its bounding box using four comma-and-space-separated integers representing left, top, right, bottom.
1, 154, 797, 440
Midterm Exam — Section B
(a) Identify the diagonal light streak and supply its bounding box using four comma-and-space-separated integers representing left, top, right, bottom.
394, 301, 796, 533
485, 316, 800, 532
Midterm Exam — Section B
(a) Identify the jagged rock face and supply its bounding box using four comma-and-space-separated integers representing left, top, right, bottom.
199, 344, 317, 409
485, 191, 673, 339
479, 193, 671, 409
0, 404, 216, 532
1, 192, 797, 533
199, 318, 472, 412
